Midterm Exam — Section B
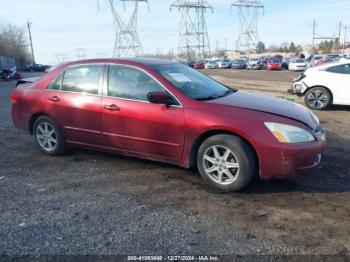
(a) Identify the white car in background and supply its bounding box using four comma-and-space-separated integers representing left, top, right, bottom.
217, 59, 231, 69
289, 58, 307, 71
204, 61, 218, 69
291, 59, 350, 110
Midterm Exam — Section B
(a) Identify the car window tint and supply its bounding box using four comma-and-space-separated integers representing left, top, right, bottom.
48, 73, 63, 90
108, 65, 165, 101
61, 65, 103, 95
327, 64, 350, 74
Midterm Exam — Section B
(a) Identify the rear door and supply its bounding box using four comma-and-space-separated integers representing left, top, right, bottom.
101, 64, 185, 161
44, 64, 104, 145
325, 64, 350, 105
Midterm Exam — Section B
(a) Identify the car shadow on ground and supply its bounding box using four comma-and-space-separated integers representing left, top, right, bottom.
323, 104, 350, 111
64, 130, 350, 196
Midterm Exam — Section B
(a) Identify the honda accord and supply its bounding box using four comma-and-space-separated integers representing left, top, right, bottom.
11, 58, 326, 192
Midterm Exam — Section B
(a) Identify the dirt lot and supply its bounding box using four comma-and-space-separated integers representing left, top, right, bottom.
0, 70, 349, 256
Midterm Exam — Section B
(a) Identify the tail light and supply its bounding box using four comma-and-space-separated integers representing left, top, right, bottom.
11, 94, 18, 104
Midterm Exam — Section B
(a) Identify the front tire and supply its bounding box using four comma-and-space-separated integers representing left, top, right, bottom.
33, 116, 66, 155
304, 87, 331, 110
197, 135, 256, 192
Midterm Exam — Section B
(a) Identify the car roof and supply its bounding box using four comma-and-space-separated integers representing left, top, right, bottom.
60, 58, 177, 68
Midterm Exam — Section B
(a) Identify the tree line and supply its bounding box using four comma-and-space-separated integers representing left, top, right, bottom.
0, 23, 31, 64
256, 41, 301, 54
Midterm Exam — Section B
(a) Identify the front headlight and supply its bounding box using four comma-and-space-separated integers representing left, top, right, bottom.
265, 122, 315, 143
293, 73, 306, 82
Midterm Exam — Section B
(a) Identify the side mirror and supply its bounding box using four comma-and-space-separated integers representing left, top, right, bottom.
147, 91, 172, 105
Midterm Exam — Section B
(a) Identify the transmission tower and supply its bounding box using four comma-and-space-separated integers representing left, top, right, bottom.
231, 0, 264, 54
171, 0, 213, 61
108, 0, 148, 57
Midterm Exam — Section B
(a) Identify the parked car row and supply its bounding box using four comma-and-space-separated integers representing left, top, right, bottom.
184, 56, 301, 71
183, 53, 349, 73
24, 63, 51, 72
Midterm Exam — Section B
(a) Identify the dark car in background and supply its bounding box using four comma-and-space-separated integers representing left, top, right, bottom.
231, 59, 247, 69
25, 64, 51, 72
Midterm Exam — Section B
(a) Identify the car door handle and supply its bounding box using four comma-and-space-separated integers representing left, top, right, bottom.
48, 96, 60, 102
104, 104, 120, 111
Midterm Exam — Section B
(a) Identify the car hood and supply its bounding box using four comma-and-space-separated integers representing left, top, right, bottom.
208, 91, 318, 130
290, 62, 307, 66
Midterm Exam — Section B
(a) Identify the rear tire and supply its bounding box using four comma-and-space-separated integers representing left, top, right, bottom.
197, 135, 256, 192
33, 116, 66, 155
304, 86, 331, 110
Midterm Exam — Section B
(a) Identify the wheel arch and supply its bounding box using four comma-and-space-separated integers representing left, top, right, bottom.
188, 129, 259, 172
303, 85, 333, 103
29, 112, 50, 135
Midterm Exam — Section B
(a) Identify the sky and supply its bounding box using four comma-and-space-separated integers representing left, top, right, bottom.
0, 0, 349, 64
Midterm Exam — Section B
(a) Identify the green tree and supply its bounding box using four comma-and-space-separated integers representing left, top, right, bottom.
289, 42, 297, 52
256, 41, 265, 53
0, 23, 31, 64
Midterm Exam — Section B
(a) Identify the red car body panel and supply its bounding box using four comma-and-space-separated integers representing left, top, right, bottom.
193, 63, 205, 69
11, 58, 326, 180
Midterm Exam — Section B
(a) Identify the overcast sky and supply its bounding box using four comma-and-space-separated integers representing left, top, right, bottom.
1, 0, 349, 64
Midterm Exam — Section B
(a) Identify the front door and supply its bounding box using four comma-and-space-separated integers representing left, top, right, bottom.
101, 64, 185, 161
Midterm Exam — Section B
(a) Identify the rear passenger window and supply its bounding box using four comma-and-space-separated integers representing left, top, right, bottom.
61, 65, 103, 95
108, 65, 165, 101
327, 64, 350, 74
48, 74, 63, 90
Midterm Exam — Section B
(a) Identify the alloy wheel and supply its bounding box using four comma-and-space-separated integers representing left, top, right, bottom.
36, 121, 57, 152
202, 145, 240, 185
306, 90, 328, 109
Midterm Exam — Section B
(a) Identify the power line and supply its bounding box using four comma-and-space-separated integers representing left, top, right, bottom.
170, 0, 213, 61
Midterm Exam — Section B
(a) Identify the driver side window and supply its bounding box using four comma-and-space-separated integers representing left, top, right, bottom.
108, 65, 165, 101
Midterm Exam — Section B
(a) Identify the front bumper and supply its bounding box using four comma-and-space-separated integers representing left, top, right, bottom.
257, 130, 326, 180
290, 81, 308, 94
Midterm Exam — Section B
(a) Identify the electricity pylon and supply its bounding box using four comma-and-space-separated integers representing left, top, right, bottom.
231, 0, 264, 54
108, 0, 148, 57
171, 0, 213, 61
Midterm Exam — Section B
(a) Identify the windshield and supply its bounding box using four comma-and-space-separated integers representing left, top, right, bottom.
292, 59, 305, 63
269, 59, 280, 63
151, 63, 235, 100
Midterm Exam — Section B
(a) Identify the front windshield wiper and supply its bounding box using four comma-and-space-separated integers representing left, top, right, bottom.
195, 95, 220, 101
195, 89, 234, 101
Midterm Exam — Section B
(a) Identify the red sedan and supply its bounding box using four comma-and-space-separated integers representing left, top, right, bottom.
11, 58, 326, 192
267, 58, 282, 70
193, 61, 205, 69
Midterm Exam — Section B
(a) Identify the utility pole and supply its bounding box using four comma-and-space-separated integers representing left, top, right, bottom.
225, 38, 228, 50
312, 20, 316, 49
27, 21, 35, 64
338, 21, 342, 50
75, 48, 86, 60
344, 26, 349, 54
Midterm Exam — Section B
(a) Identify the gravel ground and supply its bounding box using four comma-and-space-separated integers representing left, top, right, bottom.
0, 71, 349, 257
